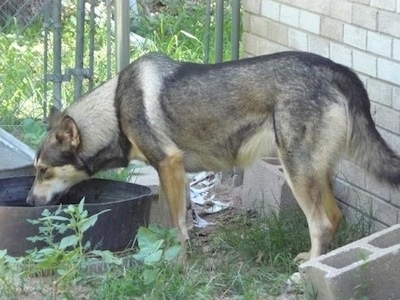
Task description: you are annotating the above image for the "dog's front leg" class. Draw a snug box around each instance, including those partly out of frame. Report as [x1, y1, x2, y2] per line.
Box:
[157, 150, 189, 249]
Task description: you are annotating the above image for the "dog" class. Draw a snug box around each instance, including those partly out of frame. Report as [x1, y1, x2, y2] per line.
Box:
[27, 51, 400, 261]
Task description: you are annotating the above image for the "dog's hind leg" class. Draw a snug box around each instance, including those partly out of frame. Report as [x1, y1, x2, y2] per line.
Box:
[279, 160, 342, 261]
[157, 149, 189, 247]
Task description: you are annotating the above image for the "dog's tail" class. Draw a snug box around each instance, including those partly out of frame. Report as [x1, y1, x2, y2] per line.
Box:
[335, 66, 400, 187]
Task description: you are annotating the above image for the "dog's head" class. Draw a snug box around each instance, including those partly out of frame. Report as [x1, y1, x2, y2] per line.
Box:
[26, 107, 90, 206]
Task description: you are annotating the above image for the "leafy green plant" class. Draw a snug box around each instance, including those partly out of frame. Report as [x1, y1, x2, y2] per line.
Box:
[24, 199, 121, 296]
[133, 224, 181, 266]
[22, 118, 46, 147]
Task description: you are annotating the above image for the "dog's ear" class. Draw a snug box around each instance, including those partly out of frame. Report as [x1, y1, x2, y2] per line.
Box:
[56, 116, 80, 151]
[48, 106, 62, 129]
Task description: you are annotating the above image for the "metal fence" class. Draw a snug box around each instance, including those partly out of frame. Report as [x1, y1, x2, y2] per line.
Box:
[0, 0, 242, 138]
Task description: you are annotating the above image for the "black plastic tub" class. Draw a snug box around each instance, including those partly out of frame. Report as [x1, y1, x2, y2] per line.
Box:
[0, 176, 154, 256]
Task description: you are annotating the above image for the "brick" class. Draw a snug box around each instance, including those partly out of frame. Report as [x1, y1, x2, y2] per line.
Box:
[377, 57, 400, 85]
[393, 38, 400, 60]
[268, 21, 289, 45]
[243, 13, 251, 33]
[378, 127, 400, 153]
[299, 9, 320, 34]
[350, 0, 371, 4]
[279, 4, 299, 27]
[300, 225, 400, 300]
[352, 4, 378, 30]
[366, 78, 393, 106]
[393, 87, 400, 110]
[243, 0, 261, 14]
[365, 174, 391, 201]
[258, 39, 290, 55]
[249, 15, 270, 39]
[371, 0, 396, 11]
[277, 0, 304, 6]
[356, 73, 368, 86]
[261, 0, 280, 21]
[340, 159, 366, 189]
[288, 28, 308, 51]
[330, 42, 352, 67]
[321, 17, 343, 41]
[391, 189, 400, 207]
[367, 31, 392, 58]
[379, 10, 400, 38]
[344, 24, 367, 49]
[334, 178, 374, 214]
[309, 35, 330, 58]
[372, 197, 399, 225]
[371, 102, 400, 133]
[352, 49, 377, 76]
[243, 33, 259, 56]
[306, 0, 330, 15]
[329, 0, 353, 23]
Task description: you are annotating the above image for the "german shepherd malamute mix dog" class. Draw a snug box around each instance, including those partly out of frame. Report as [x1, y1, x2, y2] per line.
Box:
[27, 51, 400, 261]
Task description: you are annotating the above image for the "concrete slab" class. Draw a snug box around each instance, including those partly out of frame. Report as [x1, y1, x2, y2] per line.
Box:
[0, 128, 35, 178]
[300, 224, 400, 299]
[130, 164, 159, 186]
[242, 158, 298, 216]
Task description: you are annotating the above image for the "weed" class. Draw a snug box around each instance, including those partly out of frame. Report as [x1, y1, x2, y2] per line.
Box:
[0, 198, 121, 299]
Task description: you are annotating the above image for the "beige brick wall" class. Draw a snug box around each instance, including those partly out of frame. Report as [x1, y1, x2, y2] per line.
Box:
[243, 0, 400, 227]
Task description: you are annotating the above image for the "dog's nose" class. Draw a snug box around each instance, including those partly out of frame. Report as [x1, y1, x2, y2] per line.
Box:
[26, 189, 36, 206]
[26, 195, 35, 206]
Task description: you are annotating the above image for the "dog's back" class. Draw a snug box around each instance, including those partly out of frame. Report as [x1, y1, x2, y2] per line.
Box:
[29, 51, 400, 262]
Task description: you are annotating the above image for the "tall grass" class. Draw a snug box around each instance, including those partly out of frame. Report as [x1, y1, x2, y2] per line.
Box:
[0, 0, 241, 133]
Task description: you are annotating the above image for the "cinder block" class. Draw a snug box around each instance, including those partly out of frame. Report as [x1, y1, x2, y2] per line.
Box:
[300, 224, 400, 300]
[242, 158, 298, 216]
[377, 57, 400, 85]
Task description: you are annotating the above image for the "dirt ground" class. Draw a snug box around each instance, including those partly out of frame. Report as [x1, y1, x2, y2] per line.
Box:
[190, 173, 302, 300]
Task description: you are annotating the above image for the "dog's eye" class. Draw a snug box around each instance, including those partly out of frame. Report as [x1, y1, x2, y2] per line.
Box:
[38, 167, 48, 177]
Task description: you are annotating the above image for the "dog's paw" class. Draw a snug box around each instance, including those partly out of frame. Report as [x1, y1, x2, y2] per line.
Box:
[294, 251, 310, 263]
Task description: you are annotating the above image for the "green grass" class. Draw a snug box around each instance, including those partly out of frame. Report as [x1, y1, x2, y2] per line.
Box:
[0, 199, 374, 299]
[88, 209, 372, 299]
[0, 0, 241, 134]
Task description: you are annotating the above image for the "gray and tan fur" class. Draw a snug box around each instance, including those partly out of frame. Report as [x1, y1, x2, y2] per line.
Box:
[27, 51, 400, 261]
